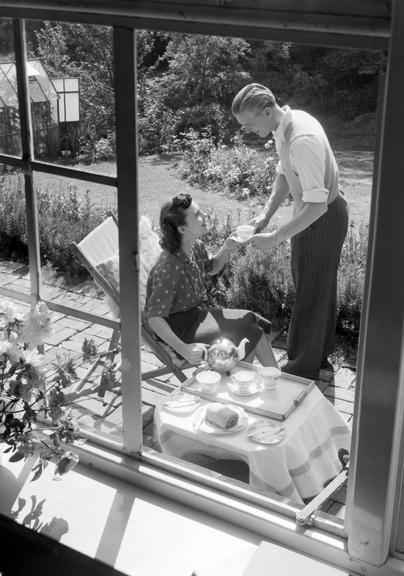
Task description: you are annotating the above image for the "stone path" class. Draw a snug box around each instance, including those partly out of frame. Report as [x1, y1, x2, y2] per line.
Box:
[0, 258, 356, 521]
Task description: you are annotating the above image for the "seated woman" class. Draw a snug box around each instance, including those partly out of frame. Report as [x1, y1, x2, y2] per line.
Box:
[144, 193, 278, 367]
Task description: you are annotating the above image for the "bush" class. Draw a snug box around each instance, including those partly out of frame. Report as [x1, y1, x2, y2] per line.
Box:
[336, 222, 367, 344]
[177, 129, 277, 200]
[0, 174, 106, 284]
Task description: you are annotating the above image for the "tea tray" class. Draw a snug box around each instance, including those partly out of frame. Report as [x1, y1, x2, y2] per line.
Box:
[181, 361, 315, 421]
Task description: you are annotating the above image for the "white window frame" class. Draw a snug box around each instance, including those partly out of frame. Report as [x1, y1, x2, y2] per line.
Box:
[0, 2, 403, 573]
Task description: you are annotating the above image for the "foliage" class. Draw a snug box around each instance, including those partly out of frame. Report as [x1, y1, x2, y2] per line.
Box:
[0, 174, 105, 283]
[0, 300, 80, 480]
[176, 129, 277, 199]
[33, 22, 115, 160]
[157, 34, 251, 110]
[26, 24, 382, 157]
[336, 222, 368, 344]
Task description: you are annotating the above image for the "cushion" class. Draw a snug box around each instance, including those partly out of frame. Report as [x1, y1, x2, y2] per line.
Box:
[96, 251, 120, 293]
[94, 216, 161, 313]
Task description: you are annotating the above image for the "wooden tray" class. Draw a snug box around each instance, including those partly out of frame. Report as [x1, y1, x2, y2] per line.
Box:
[181, 361, 315, 421]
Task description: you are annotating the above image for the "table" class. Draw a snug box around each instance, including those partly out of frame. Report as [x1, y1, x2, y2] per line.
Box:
[154, 384, 351, 504]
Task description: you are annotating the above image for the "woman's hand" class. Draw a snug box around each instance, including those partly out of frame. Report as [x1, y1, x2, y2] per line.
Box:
[223, 234, 241, 253]
[180, 343, 207, 365]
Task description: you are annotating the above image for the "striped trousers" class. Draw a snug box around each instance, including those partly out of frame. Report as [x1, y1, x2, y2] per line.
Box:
[285, 194, 349, 380]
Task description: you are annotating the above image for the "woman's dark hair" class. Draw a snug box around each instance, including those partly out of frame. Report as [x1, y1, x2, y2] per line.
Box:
[160, 193, 192, 253]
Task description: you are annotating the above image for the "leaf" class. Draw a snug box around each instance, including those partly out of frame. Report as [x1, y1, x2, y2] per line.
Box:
[3, 445, 14, 453]
[8, 450, 25, 463]
[31, 463, 43, 482]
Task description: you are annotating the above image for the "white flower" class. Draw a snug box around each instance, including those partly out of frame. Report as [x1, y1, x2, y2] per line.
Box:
[0, 301, 25, 323]
[23, 348, 46, 369]
[0, 340, 22, 364]
[19, 302, 53, 348]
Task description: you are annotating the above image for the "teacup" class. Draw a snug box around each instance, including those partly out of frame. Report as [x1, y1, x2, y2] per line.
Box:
[196, 370, 221, 392]
[235, 225, 254, 242]
[260, 366, 282, 391]
[229, 369, 258, 395]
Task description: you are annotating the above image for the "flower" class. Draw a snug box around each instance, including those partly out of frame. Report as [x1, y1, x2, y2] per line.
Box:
[18, 302, 53, 349]
[0, 298, 79, 480]
[0, 302, 25, 323]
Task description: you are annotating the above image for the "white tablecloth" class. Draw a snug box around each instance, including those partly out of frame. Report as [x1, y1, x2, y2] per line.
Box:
[154, 386, 351, 504]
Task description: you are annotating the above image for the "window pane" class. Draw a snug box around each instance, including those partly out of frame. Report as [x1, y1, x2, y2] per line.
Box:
[33, 170, 122, 444]
[137, 31, 380, 520]
[26, 21, 116, 172]
[0, 18, 21, 156]
[0, 165, 30, 297]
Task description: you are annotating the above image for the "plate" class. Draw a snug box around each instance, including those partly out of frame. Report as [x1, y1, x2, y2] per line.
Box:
[194, 405, 248, 435]
[247, 422, 286, 444]
[227, 375, 263, 397]
[163, 393, 201, 413]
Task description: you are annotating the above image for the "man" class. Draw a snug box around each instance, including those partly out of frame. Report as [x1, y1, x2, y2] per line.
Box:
[232, 83, 349, 381]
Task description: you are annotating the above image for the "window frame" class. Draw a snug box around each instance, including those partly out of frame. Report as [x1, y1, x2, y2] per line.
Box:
[0, 2, 403, 572]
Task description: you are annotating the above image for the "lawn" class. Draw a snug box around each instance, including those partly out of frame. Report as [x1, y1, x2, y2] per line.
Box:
[33, 149, 373, 231]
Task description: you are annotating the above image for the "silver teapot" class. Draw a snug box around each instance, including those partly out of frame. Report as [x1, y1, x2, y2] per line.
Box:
[204, 337, 249, 373]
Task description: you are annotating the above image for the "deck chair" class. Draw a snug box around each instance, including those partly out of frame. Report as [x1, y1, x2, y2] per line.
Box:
[71, 212, 190, 399]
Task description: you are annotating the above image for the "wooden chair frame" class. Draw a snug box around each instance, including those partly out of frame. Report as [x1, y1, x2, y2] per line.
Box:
[71, 212, 189, 399]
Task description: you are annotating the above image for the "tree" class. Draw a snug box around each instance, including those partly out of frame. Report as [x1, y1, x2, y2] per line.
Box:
[33, 22, 115, 144]
[158, 34, 251, 109]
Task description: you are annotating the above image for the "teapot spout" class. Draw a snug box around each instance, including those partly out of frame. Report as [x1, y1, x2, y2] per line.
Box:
[237, 338, 249, 360]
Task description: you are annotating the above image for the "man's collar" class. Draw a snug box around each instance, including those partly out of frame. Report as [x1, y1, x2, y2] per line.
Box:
[273, 105, 292, 146]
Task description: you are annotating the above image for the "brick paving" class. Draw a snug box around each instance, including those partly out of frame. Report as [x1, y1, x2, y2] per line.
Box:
[0, 258, 356, 521]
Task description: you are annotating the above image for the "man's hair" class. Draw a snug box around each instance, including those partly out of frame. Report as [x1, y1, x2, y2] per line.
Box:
[159, 193, 192, 253]
[232, 83, 276, 116]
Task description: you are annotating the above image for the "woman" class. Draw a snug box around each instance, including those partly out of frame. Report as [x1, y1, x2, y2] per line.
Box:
[144, 193, 278, 367]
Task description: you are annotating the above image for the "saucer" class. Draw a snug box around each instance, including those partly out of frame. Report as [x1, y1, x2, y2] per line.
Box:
[228, 373, 263, 396]
[247, 422, 286, 444]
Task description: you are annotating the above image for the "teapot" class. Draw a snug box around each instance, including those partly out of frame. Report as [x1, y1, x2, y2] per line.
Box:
[203, 337, 249, 373]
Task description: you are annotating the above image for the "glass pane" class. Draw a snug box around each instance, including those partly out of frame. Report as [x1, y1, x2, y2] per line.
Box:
[137, 31, 380, 519]
[65, 78, 79, 92]
[65, 91, 80, 122]
[26, 20, 116, 171]
[0, 18, 21, 156]
[33, 170, 121, 444]
[0, 165, 30, 295]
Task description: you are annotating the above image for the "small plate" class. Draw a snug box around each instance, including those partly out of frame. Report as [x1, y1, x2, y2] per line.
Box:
[227, 375, 263, 397]
[195, 405, 248, 435]
[163, 393, 201, 413]
[247, 422, 286, 444]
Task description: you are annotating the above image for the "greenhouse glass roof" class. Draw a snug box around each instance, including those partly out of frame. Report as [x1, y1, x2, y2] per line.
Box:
[0, 58, 59, 109]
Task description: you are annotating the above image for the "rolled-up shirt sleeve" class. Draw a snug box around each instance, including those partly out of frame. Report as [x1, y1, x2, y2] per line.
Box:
[290, 135, 329, 203]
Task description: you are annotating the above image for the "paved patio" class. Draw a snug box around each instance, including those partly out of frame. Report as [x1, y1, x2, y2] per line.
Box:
[0, 258, 356, 521]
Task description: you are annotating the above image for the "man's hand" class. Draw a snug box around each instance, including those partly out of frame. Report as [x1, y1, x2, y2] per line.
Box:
[248, 231, 279, 252]
[248, 212, 269, 233]
[180, 343, 207, 365]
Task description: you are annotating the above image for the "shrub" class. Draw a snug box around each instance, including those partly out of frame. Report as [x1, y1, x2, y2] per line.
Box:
[177, 129, 278, 200]
[336, 222, 367, 344]
[0, 174, 106, 284]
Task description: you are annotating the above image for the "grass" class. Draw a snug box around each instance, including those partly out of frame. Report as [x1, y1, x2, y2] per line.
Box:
[33, 149, 373, 230]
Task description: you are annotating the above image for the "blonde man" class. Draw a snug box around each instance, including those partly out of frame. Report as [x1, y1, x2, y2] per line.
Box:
[232, 83, 349, 381]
